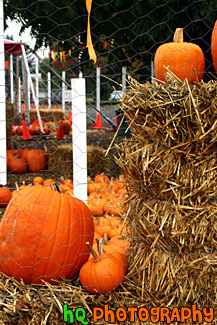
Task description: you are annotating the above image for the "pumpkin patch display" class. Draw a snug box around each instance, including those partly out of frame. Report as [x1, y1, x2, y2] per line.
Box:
[0, 185, 94, 284]
[154, 28, 205, 84]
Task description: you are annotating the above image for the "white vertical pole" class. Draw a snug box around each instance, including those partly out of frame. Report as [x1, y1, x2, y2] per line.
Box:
[0, 0, 7, 185]
[96, 67, 100, 112]
[10, 54, 14, 103]
[71, 78, 87, 204]
[35, 57, 39, 110]
[62, 71, 65, 111]
[48, 72, 51, 109]
[18, 77, 21, 113]
[28, 74, 31, 110]
[122, 66, 127, 93]
[22, 45, 44, 131]
[15, 55, 19, 118]
[21, 45, 36, 107]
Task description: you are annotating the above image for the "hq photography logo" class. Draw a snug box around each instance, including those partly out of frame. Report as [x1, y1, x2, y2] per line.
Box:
[62, 304, 214, 324]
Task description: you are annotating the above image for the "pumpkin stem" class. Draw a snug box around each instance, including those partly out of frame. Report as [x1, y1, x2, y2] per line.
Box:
[60, 176, 65, 184]
[95, 238, 100, 254]
[86, 242, 100, 262]
[173, 28, 183, 43]
[15, 182, 19, 191]
[103, 233, 109, 244]
[50, 183, 61, 193]
[98, 238, 106, 255]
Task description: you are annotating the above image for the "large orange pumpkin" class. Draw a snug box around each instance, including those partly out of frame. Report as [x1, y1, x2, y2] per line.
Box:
[0, 185, 94, 284]
[154, 28, 205, 84]
[211, 20, 217, 74]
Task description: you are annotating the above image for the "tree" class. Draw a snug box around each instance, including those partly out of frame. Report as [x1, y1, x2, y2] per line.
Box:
[4, 0, 217, 82]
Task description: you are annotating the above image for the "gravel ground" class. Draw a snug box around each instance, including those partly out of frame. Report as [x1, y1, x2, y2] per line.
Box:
[86, 104, 119, 128]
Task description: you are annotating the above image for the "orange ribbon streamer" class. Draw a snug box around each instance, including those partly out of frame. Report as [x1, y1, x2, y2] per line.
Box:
[86, 0, 97, 64]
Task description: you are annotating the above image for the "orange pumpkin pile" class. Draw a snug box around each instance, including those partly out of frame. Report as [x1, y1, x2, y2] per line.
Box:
[11, 123, 51, 136]
[11, 119, 71, 137]
[87, 174, 128, 217]
[6, 148, 47, 173]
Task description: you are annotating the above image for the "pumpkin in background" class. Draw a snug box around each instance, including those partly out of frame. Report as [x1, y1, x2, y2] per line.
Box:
[58, 120, 71, 135]
[154, 28, 205, 84]
[7, 154, 27, 174]
[11, 128, 16, 136]
[33, 176, 44, 185]
[211, 20, 217, 74]
[20, 148, 31, 162]
[43, 125, 51, 135]
[94, 174, 110, 183]
[43, 178, 55, 186]
[29, 127, 39, 135]
[31, 119, 45, 128]
[0, 186, 12, 207]
[16, 126, 23, 135]
[0, 185, 94, 284]
[26, 149, 47, 172]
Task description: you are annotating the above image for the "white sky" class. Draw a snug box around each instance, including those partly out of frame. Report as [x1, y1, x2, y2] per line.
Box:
[4, 18, 36, 48]
[4, 18, 50, 59]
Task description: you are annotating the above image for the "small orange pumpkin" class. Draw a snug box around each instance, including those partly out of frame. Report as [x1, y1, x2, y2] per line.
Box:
[94, 173, 110, 183]
[33, 176, 44, 185]
[79, 242, 125, 293]
[0, 186, 12, 207]
[43, 179, 56, 186]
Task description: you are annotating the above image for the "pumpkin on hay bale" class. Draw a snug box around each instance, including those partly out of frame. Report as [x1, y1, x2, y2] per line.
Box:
[154, 27, 205, 84]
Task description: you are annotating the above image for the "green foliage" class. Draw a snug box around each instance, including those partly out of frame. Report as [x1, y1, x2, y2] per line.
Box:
[4, 0, 217, 81]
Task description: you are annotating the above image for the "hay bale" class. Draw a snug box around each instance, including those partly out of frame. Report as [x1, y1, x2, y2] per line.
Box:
[29, 109, 65, 124]
[47, 144, 110, 178]
[44, 121, 57, 134]
[114, 70, 217, 306]
[87, 145, 110, 178]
